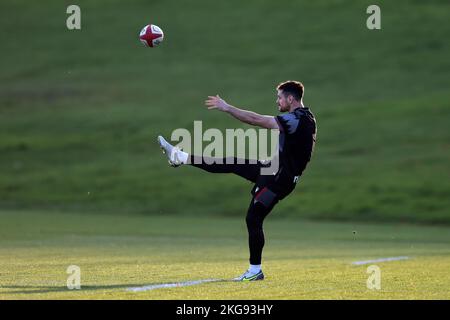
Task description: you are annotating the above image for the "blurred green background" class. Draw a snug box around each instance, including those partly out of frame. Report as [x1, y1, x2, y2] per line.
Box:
[1, 0, 449, 223]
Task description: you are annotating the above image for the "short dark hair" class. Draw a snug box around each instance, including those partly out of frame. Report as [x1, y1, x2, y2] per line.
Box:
[276, 81, 304, 101]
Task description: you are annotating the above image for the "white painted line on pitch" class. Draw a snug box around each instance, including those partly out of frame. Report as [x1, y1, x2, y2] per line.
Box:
[352, 256, 410, 265]
[126, 279, 223, 292]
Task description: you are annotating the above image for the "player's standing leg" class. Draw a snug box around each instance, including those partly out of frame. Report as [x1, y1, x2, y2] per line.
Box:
[234, 188, 279, 281]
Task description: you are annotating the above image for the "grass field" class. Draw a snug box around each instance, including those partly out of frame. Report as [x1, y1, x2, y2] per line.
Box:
[1, 0, 449, 301]
[1, 210, 449, 299]
[1, 0, 449, 223]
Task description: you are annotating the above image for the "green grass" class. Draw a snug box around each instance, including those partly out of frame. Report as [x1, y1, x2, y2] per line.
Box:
[1, 210, 449, 299]
[1, 1, 448, 301]
[0, 0, 449, 223]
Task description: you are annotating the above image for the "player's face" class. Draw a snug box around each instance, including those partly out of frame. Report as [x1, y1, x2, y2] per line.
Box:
[276, 90, 290, 112]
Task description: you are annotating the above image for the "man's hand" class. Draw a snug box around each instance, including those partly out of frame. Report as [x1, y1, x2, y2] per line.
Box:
[205, 95, 230, 112]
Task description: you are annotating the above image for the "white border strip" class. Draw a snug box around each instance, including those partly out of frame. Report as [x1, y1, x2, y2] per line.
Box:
[352, 256, 410, 265]
[127, 279, 222, 292]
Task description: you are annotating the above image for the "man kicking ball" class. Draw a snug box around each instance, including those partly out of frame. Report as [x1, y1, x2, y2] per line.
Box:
[157, 81, 316, 281]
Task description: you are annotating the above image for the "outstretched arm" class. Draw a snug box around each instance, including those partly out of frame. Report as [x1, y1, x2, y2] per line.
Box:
[205, 95, 279, 130]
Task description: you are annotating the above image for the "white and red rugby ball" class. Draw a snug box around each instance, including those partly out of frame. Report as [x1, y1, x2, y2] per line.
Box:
[139, 24, 164, 47]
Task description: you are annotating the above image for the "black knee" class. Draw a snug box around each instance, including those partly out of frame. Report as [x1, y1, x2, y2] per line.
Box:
[246, 213, 259, 231]
[246, 204, 264, 232]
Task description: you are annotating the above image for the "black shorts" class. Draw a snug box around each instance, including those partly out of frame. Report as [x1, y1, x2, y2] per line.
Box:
[251, 174, 296, 207]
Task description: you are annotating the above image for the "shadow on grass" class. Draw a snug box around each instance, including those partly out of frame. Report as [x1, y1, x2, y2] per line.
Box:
[1, 279, 235, 295]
